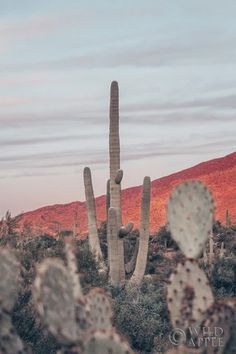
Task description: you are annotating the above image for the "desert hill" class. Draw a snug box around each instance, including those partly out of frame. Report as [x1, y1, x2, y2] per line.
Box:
[16, 152, 236, 237]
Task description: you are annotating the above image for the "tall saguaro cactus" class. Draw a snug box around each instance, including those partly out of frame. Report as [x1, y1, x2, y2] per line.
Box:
[109, 81, 125, 282]
[83, 167, 103, 261]
[131, 176, 151, 284]
[83, 81, 151, 286]
[109, 81, 121, 223]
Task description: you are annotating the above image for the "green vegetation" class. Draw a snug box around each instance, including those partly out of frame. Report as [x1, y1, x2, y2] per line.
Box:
[0, 217, 235, 353]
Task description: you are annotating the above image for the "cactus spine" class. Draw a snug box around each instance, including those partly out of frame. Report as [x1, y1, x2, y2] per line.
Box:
[131, 176, 151, 284]
[83, 167, 103, 261]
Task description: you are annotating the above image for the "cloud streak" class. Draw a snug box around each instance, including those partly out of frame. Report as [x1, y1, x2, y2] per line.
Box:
[1, 134, 235, 177]
[1, 30, 236, 74]
[0, 133, 103, 147]
[1, 104, 235, 130]
[0, 14, 84, 40]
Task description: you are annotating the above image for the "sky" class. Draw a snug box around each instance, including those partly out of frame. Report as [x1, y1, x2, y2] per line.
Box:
[0, 0, 236, 216]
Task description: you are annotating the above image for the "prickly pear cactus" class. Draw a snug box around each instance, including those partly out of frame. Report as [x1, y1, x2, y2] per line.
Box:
[201, 302, 235, 354]
[64, 238, 83, 301]
[0, 249, 20, 311]
[167, 181, 214, 258]
[167, 259, 214, 331]
[84, 330, 134, 354]
[33, 258, 78, 345]
[75, 299, 91, 331]
[0, 310, 24, 354]
[0, 249, 24, 354]
[85, 288, 113, 331]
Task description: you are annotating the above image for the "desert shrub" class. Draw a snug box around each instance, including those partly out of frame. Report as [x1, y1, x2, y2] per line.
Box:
[111, 280, 171, 353]
[211, 257, 236, 298]
[3, 220, 235, 353]
[75, 239, 107, 292]
[214, 227, 236, 257]
[155, 226, 178, 250]
[98, 221, 108, 259]
[213, 220, 226, 234]
[0, 233, 18, 247]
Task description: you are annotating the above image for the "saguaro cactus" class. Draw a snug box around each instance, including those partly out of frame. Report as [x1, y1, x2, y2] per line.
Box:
[83, 81, 150, 285]
[83, 167, 103, 261]
[109, 81, 125, 282]
[131, 176, 151, 284]
[226, 209, 231, 228]
[109, 81, 121, 224]
[107, 207, 120, 285]
[106, 179, 110, 218]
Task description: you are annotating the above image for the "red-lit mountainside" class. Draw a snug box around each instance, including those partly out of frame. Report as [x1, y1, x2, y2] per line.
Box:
[16, 152, 236, 237]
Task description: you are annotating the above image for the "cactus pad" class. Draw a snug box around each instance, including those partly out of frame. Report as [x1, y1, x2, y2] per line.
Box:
[84, 330, 134, 354]
[64, 239, 83, 301]
[0, 249, 20, 312]
[167, 259, 214, 330]
[75, 298, 92, 331]
[0, 310, 24, 354]
[33, 259, 78, 345]
[200, 302, 235, 354]
[85, 288, 113, 330]
[167, 181, 214, 258]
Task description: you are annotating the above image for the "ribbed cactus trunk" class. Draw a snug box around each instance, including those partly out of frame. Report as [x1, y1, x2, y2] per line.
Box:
[109, 81, 121, 222]
[130, 176, 151, 284]
[107, 207, 120, 285]
[106, 179, 110, 218]
[109, 81, 125, 282]
[83, 167, 103, 261]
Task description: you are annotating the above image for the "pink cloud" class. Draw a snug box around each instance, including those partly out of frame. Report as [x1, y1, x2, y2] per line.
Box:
[0, 96, 31, 107]
[0, 14, 86, 40]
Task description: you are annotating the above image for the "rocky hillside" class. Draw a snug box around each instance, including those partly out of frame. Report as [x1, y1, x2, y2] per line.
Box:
[16, 151, 236, 237]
